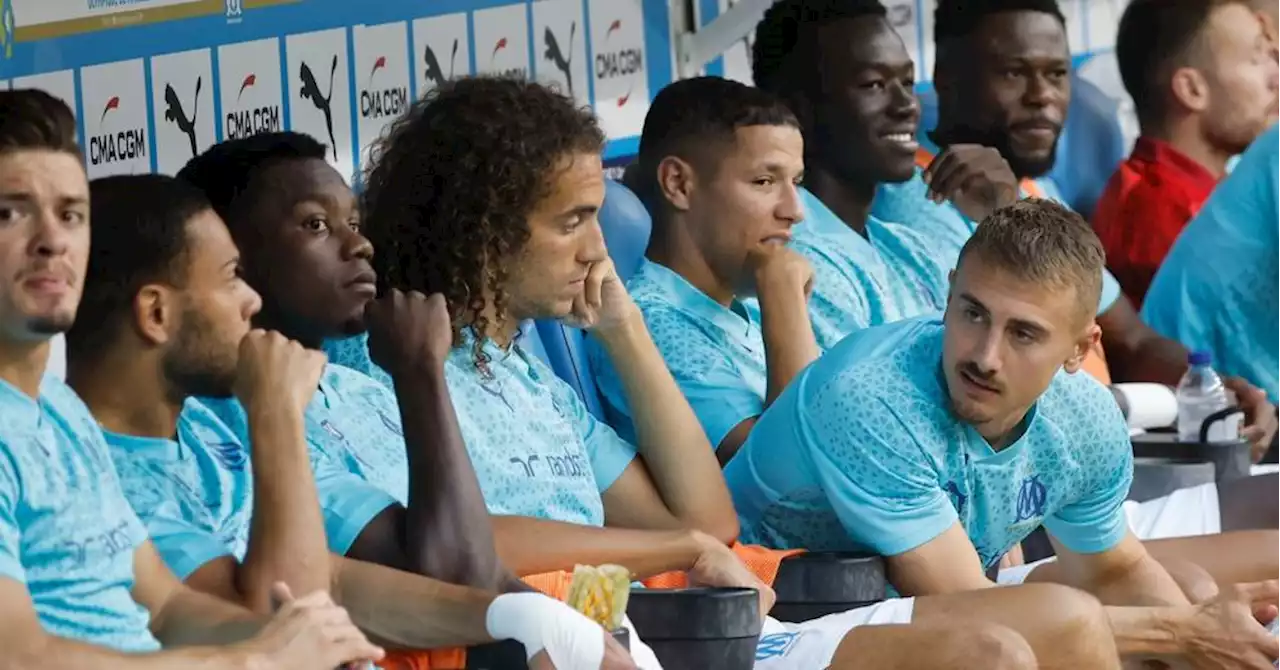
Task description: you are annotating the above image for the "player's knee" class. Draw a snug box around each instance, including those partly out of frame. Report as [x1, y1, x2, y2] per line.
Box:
[1026, 583, 1109, 632]
[1018, 583, 1118, 663]
[959, 622, 1038, 670]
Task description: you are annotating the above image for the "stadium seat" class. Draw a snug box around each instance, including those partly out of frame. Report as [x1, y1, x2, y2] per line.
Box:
[1050, 71, 1132, 218]
[534, 180, 654, 420]
[597, 178, 654, 283]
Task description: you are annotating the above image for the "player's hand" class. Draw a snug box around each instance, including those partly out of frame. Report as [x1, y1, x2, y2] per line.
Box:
[923, 144, 1019, 222]
[1164, 581, 1279, 670]
[1223, 377, 1278, 463]
[243, 583, 384, 670]
[564, 259, 639, 335]
[234, 330, 328, 416]
[687, 532, 775, 623]
[366, 289, 453, 375]
[747, 244, 814, 301]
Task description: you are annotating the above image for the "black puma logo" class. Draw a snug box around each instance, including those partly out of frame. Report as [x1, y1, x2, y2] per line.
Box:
[299, 55, 339, 161]
[163, 76, 201, 157]
[543, 22, 576, 96]
[423, 38, 460, 88]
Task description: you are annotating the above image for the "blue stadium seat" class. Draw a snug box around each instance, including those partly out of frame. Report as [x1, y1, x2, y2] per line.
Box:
[915, 70, 1130, 218]
[597, 178, 654, 283]
[1051, 71, 1131, 218]
[534, 180, 654, 419]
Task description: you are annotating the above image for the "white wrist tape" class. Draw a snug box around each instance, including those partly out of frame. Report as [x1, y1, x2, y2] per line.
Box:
[485, 593, 606, 669]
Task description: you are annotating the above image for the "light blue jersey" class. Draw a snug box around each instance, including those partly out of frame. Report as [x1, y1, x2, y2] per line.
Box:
[873, 169, 1121, 316]
[1143, 125, 1280, 401]
[324, 336, 394, 389]
[445, 333, 637, 526]
[791, 188, 947, 349]
[866, 216, 949, 318]
[0, 376, 158, 652]
[874, 172, 976, 264]
[201, 365, 401, 555]
[324, 330, 637, 527]
[589, 259, 768, 449]
[724, 317, 1134, 570]
[105, 400, 252, 580]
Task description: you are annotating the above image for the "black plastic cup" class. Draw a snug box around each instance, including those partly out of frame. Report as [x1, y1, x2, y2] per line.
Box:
[1132, 407, 1252, 483]
[1129, 456, 1217, 503]
[626, 587, 761, 670]
[769, 552, 887, 623]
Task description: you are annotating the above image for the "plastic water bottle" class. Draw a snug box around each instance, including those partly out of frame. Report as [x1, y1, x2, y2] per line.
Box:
[1270, 617, 1279, 668]
[1176, 351, 1238, 442]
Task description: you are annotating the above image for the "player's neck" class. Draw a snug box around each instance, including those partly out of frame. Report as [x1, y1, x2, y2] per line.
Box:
[68, 351, 182, 440]
[468, 296, 522, 350]
[1144, 119, 1231, 179]
[975, 408, 1033, 451]
[805, 167, 873, 239]
[0, 336, 50, 399]
[251, 309, 323, 350]
[647, 221, 736, 307]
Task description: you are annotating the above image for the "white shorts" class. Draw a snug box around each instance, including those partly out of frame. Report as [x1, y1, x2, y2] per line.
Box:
[1124, 482, 1221, 540]
[753, 598, 916, 669]
[997, 482, 1224, 585]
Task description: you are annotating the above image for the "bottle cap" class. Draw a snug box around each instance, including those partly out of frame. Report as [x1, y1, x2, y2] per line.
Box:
[1188, 351, 1213, 366]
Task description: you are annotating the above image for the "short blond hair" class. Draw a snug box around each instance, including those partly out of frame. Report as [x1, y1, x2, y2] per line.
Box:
[957, 198, 1104, 322]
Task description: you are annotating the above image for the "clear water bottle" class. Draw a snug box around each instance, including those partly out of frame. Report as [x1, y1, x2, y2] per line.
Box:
[1176, 351, 1239, 442]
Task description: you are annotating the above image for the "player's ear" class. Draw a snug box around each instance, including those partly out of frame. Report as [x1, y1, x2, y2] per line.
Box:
[1063, 322, 1101, 374]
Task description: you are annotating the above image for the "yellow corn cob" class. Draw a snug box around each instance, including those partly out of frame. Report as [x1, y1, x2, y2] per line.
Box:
[567, 564, 633, 630]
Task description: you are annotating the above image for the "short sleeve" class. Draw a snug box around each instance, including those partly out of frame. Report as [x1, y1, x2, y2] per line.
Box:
[0, 453, 25, 584]
[1097, 269, 1122, 316]
[595, 309, 763, 450]
[1043, 382, 1134, 554]
[555, 377, 636, 493]
[803, 391, 958, 556]
[311, 448, 397, 555]
[669, 368, 763, 452]
[139, 498, 234, 581]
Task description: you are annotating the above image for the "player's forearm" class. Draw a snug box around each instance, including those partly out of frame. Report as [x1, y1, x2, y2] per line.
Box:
[594, 311, 739, 542]
[241, 406, 331, 613]
[1, 634, 257, 670]
[331, 556, 496, 649]
[1029, 555, 1219, 604]
[1103, 605, 1189, 658]
[1086, 554, 1192, 609]
[1098, 316, 1187, 385]
[491, 515, 704, 579]
[149, 585, 264, 648]
[391, 365, 504, 588]
[1140, 531, 1280, 590]
[757, 286, 820, 405]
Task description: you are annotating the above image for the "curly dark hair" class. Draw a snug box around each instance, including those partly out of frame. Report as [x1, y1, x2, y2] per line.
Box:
[362, 76, 604, 368]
